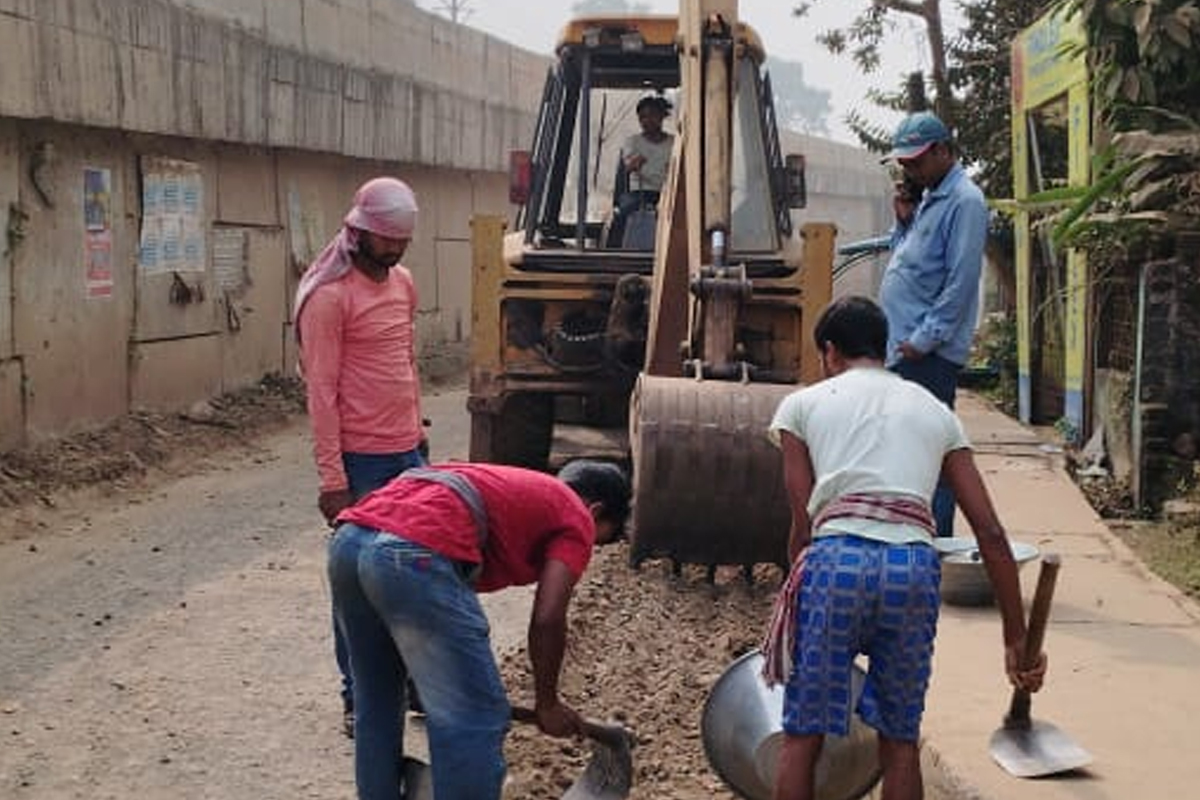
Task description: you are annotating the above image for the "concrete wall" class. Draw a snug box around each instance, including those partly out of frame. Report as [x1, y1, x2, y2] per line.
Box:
[0, 0, 539, 448]
[783, 131, 893, 296]
[0, 117, 512, 445]
[0, 118, 19, 450]
[0, 0, 895, 449]
[0, 0, 545, 171]
[11, 124, 138, 439]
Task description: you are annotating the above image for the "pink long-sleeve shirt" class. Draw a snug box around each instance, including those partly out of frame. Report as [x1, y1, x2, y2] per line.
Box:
[298, 265, 423, 492]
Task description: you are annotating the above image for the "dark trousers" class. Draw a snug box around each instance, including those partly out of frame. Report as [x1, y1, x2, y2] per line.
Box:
[891, 354, 960, 537]
[607, 190, 660, 247]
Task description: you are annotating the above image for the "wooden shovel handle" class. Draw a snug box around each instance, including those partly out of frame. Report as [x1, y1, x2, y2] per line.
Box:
[511, 705, 630, 747]
[1006, 554, 1060, 726]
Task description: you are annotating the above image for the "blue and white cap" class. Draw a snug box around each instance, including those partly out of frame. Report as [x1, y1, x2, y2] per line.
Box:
[883, 111, 950, 161]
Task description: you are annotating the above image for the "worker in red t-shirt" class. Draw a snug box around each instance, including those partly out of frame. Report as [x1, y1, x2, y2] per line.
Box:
[328, 460, 631, 800]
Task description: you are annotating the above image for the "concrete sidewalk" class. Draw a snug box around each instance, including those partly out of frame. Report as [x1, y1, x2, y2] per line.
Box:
[922, 393, 1200, 800]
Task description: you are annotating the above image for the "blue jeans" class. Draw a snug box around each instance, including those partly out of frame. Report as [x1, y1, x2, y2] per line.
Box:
[328, 524, 510, 800]
[891, 354, 960, 537]
[335, 449, 427, 710]
[344, 450, 428, 499]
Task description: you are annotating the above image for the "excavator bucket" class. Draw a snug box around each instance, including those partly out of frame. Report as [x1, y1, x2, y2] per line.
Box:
[628, 374, 795, 570]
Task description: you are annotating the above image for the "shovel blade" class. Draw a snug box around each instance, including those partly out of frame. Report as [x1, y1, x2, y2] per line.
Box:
[400, 756, 434, 800]
[989, 719, 1093, 778]
[401, 739, 633, 800]
[562, 724, 634, 800]
[510, 708, 634, 800]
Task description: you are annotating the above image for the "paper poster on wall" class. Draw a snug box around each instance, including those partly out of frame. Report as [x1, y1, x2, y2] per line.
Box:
[138, 157, 206, 274]
[83, 167, 114, 299]
[84, 167, 112, 232]
[85, 230, 114, 299]
[212, 227, 249, 294]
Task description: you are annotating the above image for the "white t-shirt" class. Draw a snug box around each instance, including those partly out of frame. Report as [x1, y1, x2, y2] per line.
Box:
[768, 367, 970, 544]
[621, 132, 673, 193]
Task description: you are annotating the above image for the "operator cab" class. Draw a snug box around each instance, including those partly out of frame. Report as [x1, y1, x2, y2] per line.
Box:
[509, 16, 802, 270]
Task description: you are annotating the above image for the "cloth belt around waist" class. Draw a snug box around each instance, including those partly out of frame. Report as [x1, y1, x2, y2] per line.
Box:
[398, 467, 488, 582]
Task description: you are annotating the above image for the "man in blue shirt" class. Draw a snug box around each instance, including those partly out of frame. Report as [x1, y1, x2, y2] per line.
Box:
[879, 111, 989, 537]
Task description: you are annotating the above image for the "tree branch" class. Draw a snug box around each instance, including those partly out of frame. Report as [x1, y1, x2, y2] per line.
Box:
[878, 0, 925, 17]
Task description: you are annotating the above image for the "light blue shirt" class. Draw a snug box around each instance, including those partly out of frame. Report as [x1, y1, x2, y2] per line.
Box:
[879, 163, 987, 367]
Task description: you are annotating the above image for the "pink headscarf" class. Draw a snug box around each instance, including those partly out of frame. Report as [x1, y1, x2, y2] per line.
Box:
[293, 177, 419, 344]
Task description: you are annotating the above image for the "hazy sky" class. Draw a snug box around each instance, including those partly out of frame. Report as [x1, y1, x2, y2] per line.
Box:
[423, 0, 966, 144]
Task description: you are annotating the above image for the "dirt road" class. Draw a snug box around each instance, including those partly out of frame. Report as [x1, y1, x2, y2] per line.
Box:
[0, 386, 530, 799]
[0, 385, 774, 799]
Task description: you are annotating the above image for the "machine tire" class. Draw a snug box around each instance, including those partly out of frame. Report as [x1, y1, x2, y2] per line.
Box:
[583, 390, 632, 427]
[478, 392, 554, 471]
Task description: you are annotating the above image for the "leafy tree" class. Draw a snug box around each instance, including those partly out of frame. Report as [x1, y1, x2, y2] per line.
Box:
[1052, 0, 1200, 250]
[785, 0, 1064, 189]
[948, 0, 1058, 196]
[793, 0, 952, 130]
[1074, 0, 1200, 133]
[765, 57, 833, 135]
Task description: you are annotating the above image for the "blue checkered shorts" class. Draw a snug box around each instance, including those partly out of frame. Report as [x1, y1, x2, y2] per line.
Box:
[783, 535, 941, 742]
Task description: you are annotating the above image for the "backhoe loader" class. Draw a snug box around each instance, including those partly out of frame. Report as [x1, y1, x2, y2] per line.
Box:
[468, 0, 836, 570]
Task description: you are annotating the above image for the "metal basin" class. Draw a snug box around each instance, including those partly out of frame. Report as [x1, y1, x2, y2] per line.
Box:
[935, 537, 1040, 606]
[701, 650, 882, 800]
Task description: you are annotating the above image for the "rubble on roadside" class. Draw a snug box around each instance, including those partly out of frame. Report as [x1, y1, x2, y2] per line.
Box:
[0, 374, 307, 509]
[500, 548, 782, 799]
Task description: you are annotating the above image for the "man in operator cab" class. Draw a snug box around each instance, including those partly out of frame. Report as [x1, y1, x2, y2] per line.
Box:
[609, 95, 674, 248]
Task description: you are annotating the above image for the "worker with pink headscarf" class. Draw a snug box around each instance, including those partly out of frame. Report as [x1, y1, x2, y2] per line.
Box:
[295, 176, 427, 735]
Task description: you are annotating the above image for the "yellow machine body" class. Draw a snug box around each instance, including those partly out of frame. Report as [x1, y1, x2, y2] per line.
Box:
[469, 0, 835, 568]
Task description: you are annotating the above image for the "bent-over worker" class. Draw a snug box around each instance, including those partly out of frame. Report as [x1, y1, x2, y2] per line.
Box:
[328, 459, 631, 800]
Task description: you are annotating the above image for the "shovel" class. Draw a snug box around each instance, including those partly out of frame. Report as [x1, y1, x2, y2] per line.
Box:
[512, 705, 634, 799]
[399, 707, 633, 800]
[989, 554, 1093, 778]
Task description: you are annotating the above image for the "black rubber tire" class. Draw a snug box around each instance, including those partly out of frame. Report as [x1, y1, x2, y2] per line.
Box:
[487, 393, 553, 471]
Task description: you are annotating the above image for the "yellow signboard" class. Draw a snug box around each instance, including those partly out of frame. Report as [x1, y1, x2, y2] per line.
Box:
[1012, 5, 1087, 114]
[1063, 83, 1091, 400]
[1011, 5, 1089, 433]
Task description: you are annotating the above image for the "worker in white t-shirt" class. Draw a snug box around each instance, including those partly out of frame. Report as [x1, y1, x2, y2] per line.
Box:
[609, 95, 674, 247]
[761, 295, 1046, 800]
[621, 95, 673, 194]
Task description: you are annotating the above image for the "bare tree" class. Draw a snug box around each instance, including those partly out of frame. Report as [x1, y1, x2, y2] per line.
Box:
[796, 0, 951, 126]
[430, 0, 474, 24]
[571, 0, 652, 13]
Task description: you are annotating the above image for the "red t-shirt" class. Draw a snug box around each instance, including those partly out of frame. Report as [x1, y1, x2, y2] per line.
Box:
[336, 463, 596, 593]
